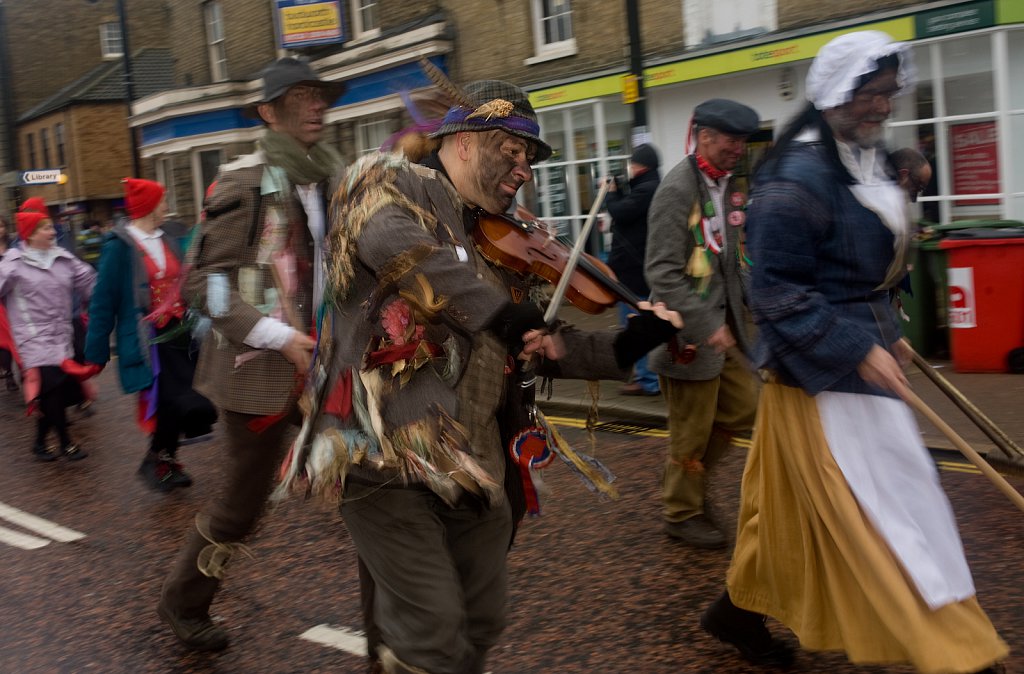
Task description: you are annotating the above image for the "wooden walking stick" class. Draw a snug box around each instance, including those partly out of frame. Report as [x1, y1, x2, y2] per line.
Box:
[910, 349, 1024, 461]
[903, 389, 1024, 513]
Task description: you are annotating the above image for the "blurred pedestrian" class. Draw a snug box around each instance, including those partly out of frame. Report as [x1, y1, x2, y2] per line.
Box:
[700, 31, 1007, 674]
[605, 143, 662, 396]
[645, 98, 761, 549]
[890, 146, 932, 204]
[0, 204, 96, 460]
[155, 57, 345, 652]
[84, 178, 217, 492]
[75, 220, 105, 267]
[0, 215, 20, 392]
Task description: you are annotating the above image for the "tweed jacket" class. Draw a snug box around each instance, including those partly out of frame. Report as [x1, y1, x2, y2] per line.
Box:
[644, 155, 753, 381]
[747, 142, 904, 397]
[185, 149, 330, 416]
[328, 152, 624, 495]
[84, 224, 184, 393]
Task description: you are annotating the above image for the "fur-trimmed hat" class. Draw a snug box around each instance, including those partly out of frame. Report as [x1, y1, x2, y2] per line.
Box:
[429, 80, 552, 162]
[123, 178, 166, 220]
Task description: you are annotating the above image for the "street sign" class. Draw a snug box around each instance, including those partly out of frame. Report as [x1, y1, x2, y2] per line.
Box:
[20, 170, 67, 185]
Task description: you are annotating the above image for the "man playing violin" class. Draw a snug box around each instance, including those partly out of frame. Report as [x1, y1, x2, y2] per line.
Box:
[314, 79, 681, 674]
[645, 98, 761, 550]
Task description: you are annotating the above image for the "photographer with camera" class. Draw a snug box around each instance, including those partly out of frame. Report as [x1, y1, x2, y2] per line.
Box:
[604, 143, 662, 396]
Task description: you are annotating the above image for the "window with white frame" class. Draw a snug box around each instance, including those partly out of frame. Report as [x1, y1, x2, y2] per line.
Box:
[205, 1, 228, 82]
[356, 117, 397, 155]
[527, 0, 576, 64]
[99, 22, 123, 58]
[155, 157, 178, 215]
[683, 0, 776, 49]
[351, 0, 379, 38]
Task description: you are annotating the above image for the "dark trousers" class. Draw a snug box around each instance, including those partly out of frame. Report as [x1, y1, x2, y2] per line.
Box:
[148, 330, 216, 458]
[159, 408, 295, 618]
[35, 365, 84, 448]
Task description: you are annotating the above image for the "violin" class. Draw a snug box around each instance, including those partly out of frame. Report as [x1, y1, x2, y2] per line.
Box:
[473, 213, 641, 315]
[473, 212, 698, 364]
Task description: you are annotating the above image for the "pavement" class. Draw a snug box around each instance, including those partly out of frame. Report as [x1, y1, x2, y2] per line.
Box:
[539, 304, 1024, 466]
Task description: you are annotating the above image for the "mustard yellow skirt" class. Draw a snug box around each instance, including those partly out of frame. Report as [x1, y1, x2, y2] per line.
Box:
[726, 382, 1008, 674]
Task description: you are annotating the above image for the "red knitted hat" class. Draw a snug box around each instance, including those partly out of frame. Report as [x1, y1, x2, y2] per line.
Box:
[19, 197, 48, 214]
[16, 211, 48, 241]
[123, 178, 166, 220]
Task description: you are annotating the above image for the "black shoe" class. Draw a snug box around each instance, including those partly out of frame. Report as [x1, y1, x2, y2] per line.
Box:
[62, 443, 88, 461]
[32, 442, 58, 462]
[77, 400, 95, 417]
[663, 514, 728, 549]
[156, 604, 229, 652]
[166, 457, 193, 488]
[138, 455, 176, 492]
[701, 592, 795, 668]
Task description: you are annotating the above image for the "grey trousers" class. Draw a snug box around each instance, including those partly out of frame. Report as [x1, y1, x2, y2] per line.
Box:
[342, 480, 513, 674]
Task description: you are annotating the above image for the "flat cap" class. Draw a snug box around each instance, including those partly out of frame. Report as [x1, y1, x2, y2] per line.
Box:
[693, 98, 760, 136]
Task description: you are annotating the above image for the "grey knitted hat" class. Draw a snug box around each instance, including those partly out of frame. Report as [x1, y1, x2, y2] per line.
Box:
[429, 80, 553, 162]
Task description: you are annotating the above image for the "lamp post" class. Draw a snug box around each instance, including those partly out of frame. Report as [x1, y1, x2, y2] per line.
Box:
[625, 0, 647, 140]
[116, 0, 141, 177]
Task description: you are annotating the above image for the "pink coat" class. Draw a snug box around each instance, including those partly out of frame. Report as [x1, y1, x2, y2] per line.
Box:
[0, 246, 96, 369]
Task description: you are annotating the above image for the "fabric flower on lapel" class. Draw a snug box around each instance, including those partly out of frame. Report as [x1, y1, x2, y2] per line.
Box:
[685, 200, 714, 297]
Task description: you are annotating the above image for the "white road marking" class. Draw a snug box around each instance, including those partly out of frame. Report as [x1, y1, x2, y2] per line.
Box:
[0, 524, 51, 550]
[299, 623, 493, 673]
[0, 501, 86, 543]
[300, 624, 368, 657]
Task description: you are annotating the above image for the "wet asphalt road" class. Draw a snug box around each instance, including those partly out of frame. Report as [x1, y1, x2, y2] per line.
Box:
[0, 368, 1021, 674]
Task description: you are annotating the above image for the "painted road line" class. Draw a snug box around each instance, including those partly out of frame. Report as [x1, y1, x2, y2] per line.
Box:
[0, 502, 86, 543]
[0, 524, 51, 550]
[300, 624, 367, 658]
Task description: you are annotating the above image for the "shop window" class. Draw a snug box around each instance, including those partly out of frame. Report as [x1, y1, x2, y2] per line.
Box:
[99, 22, 123, 59]
[26, 133, 36, 169]
[205, 1, 228, 82]
[356, 117, 396, 155]
[156, 157, 178, 215]
[55, 123, 66, 167]
[352, 0, 380, 38]
[683, 0, 776, 50]
[526, 0, 576, 65]
[941, 34, 993, 116]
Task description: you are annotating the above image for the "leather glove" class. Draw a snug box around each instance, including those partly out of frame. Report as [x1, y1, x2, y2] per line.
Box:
[489, 301, 547, 353]
[613, 309, 679, 369]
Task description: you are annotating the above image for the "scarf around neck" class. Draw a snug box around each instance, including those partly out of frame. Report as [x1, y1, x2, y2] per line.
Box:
[259, 129, 343, 186]
[21, 245, 63, 270]
[695, 153, 730, 181]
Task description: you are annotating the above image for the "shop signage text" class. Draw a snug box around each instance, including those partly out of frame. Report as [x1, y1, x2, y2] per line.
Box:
[916, 0, 994, 38]
[20, 170, 66, 185]
[274, 0, 345, 49]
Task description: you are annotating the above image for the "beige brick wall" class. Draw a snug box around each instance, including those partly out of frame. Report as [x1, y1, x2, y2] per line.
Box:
[5, 0, 171, 119]
[778, 0, 923, 31]
[170, 0, 277, 87]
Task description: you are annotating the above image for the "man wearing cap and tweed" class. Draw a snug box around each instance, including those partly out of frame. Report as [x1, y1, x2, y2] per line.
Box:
[645, 98, 761, 550]
[311, 78, 680, 674]
[155, 57, 345, 651]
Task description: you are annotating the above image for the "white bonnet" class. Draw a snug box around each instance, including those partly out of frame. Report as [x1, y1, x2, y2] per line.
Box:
[806, 30, 916, 110]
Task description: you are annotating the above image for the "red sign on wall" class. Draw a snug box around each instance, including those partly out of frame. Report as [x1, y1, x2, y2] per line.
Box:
[950, 121, 999, 206]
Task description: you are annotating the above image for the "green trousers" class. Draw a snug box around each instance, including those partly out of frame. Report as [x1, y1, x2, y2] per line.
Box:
[660, 348, 758, 523]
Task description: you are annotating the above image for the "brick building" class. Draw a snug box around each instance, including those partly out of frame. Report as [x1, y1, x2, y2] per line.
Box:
[0, 0, 172, 230]
[127, 0, 1024, 233]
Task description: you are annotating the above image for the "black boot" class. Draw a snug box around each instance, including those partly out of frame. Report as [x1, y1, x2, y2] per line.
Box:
[32, 419, 57, 462]
[700, 590, 795, 668]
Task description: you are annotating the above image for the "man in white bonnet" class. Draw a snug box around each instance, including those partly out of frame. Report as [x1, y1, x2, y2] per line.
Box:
[698, 30, 1008, 674]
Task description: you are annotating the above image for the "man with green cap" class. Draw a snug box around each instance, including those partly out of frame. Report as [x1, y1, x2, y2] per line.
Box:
[307, 79, 682, 674]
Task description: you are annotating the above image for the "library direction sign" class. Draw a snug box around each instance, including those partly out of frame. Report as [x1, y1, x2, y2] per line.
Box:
[19, 170, 67, 185]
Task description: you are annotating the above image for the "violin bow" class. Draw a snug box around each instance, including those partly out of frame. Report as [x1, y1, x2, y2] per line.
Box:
[543, 178, 612, 324]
